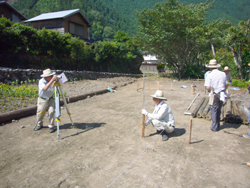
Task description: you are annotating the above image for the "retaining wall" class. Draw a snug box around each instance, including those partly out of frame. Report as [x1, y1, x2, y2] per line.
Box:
[0, 68, 142, 84]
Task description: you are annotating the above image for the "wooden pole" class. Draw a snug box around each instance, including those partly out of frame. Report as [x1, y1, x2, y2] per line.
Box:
[197, 97, 209, 118]
[191, 97, 205, 118]
[142, 73, 145, 138]
[142, 115, 145, 138]
[189, 118, 192, 144]
[188, 93, 200, 110]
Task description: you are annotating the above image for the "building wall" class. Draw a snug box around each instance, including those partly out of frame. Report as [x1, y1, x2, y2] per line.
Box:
[30, 18, 65, 34]
[12, 12, 21, 23]
[65, 13, 89, 39]
[0, 3, 12, 21]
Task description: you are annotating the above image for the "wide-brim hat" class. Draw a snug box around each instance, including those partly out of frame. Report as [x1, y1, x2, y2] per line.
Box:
[41, 68, 55, 77]
[205, 59, 221, 68]
[151, 90, 167, 100]
[223, 66, 230, 71]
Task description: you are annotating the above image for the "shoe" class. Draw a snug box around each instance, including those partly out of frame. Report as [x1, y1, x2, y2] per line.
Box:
[157, 130, 162, 134]
[243, 134, 250, 138]
[161, 131, 169, 141]
[49, 127, 56, 133]
[37, 125, 43, 130]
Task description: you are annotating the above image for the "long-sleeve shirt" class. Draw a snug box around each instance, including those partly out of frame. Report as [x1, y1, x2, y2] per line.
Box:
[147, 100, 175, 126]
[38, 78, 54, 99]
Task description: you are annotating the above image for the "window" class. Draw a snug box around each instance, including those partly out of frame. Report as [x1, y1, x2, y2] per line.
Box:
[69, 22, 84, 37]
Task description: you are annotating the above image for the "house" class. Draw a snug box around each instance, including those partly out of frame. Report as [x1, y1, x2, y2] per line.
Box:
[0, 1, 27, 23]
[25, 9, 92, 42]
[141, 54, 164, 72]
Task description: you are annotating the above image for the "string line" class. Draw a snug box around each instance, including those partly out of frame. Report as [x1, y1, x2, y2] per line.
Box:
[107, 130, 165, 188]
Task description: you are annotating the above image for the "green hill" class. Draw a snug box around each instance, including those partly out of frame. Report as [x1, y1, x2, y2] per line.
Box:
[11, 0, 137, 41]
[100, 0, 250, 25]
[9, 0, 250, 40]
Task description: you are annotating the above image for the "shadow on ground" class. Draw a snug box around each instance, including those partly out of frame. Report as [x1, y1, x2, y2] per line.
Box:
[146, 128, 186, 138]
[59, 122, 106, 139]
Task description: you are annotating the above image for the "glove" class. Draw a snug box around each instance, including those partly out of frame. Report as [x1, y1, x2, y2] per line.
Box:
[145, 120, 151, 126]
[142, 109, 148, 116]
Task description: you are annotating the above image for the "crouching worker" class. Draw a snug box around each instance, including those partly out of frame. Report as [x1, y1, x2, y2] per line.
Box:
[36, 68, 57, 133]
[142, 90, 175, 141]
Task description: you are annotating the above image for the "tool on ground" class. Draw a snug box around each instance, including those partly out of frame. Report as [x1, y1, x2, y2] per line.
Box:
[33, 75, 74, 139]
[142, 73, 145, 138]
[241, 162, 250, 167]
[184, 112, 192, 115]
[189, 118, 192, 144]
[104, 84, 113, 92]
[187, 93, 200, 110]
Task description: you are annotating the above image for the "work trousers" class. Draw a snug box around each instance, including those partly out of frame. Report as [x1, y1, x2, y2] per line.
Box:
[36, 97, 55, 128]
[209, 95, 223, 131]
[151, 119, 175, 133]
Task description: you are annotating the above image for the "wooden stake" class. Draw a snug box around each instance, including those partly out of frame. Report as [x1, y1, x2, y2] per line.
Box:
[142, 114, 145, 138]
[191, 86, 193, 95]
[189, 118, 192, 144]
[142, 73, 145, 138]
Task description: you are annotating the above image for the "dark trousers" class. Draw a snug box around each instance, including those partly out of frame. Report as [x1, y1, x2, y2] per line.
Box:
[209, 95, 223, 131]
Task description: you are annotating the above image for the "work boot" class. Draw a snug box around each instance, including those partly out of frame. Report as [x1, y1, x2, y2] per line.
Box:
[161, 131, 169, 141]
[49, 127, 56, 133]
[37, 125, 43, 130]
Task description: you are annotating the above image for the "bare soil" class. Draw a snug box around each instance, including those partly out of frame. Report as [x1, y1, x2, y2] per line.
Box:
[0, 76, 250, 188]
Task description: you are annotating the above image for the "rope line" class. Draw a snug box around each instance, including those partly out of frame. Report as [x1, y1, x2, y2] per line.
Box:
[106, 130, 165, 188]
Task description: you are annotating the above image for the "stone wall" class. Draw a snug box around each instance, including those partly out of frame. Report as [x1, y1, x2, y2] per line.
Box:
[0, 68, 142, 84]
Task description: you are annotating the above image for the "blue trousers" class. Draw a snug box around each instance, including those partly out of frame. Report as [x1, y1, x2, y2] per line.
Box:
[209, 96, 223, 131]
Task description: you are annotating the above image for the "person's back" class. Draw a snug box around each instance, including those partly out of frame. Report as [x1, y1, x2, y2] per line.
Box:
[205, 69, 226, 94]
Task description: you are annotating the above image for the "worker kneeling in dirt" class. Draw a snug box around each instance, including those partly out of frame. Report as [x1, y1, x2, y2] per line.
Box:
[142, 90, 175, 141]
[36, 68, 57, 133]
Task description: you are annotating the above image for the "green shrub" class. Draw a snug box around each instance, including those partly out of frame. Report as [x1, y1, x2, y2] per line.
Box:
[231, 79, 249, 88]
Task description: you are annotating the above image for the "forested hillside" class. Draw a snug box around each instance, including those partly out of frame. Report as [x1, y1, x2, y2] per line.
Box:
[8, 0, 250, 41]
[10, 0, 136, 41]
[101, 0, 250, 25]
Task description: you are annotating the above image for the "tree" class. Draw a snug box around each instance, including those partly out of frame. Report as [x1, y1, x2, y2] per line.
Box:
[203, 18, 232, 58]
[225, 20, 250, 79]
[136, 0, 214, 79]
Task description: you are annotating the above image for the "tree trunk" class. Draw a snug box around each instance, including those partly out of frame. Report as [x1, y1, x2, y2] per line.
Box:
[211, 40, 216, 58]
[230, 46, 243, 79]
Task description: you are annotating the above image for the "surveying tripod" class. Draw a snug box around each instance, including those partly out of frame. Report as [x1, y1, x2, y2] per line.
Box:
[33, 76, 74, 139]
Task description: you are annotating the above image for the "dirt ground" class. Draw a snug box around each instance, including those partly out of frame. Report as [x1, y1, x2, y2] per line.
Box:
[0, 76, 250, 188]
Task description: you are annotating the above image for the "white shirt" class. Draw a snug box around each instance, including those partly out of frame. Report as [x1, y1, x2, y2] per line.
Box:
[38, 78, 54, 99]
[147, 100, 175, 126]
[205, 69, 226, 94]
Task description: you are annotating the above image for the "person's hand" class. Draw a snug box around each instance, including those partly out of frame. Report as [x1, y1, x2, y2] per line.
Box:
[142, 109, 148, 116]
[51, 75, 57, 82]
[145, 120, 151, 126]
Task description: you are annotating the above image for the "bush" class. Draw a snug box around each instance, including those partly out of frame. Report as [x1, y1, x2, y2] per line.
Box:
[0, 18, 143, 73]
[157, 63, 165, 72]
[231, 79, 249, 88]
[182, 65, 203, 79]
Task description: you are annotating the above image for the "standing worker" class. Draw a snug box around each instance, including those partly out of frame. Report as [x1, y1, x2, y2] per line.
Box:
[36, 68, 57, 133]
[141, 90, 175, 141]
[205, 59, 227, 132]
[223, 66, 232, 97]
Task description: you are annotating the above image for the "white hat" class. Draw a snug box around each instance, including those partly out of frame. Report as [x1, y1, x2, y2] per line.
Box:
[205, 59, 221, 68]
[41, 68, 55, 77]
[223, 66, 230, 71]
[151, 90, 167, 100]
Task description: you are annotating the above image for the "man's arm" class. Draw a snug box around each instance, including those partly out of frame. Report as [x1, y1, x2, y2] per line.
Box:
[43, 76, 57, 91]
